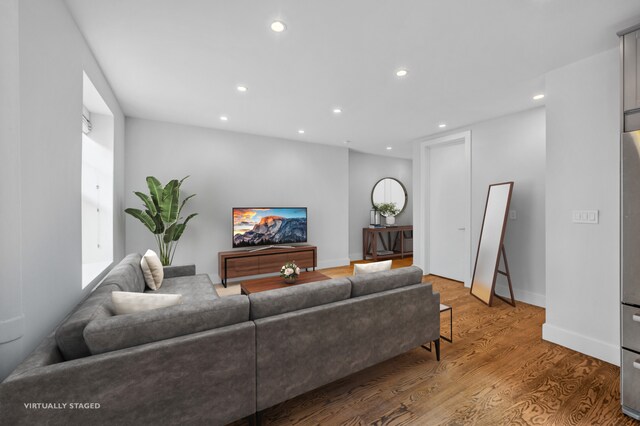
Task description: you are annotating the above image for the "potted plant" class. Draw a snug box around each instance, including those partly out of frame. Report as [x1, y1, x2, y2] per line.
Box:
[280, 261, 301, 284]
[375, 202, 400, 225]
[125, 176, 197, 265]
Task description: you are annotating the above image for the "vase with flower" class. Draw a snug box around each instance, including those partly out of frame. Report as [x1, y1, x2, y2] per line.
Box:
[280, 261, 301, 284]
[375, 202, 400, 226]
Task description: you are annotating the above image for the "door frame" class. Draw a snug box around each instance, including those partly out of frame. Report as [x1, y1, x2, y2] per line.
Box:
[418, 131, 472, 287]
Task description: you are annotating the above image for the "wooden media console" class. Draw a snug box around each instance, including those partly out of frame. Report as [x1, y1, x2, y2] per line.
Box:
[218, 245, 317, 287]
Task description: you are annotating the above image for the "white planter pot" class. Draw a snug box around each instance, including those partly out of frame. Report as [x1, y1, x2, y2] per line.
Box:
[385, 215, 396, 225]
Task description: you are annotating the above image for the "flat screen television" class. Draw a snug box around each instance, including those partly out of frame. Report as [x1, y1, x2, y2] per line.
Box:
[233, 207, 307, 248]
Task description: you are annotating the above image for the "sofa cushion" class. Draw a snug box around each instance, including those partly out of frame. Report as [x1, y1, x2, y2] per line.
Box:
[54, 284, 120, 360]
[249, 278, 351, 320]
[353, 260, 392, 275]
[147, 274, 219, 302]
[112, 291, 183, 315]
[84, 295, 250, 354]
[140, 249, 164, 290]
[99, 253, 146, 293]
[348, 266, 424, 297]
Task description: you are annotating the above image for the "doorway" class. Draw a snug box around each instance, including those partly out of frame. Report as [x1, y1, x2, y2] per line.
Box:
[419, 131, 471, 286]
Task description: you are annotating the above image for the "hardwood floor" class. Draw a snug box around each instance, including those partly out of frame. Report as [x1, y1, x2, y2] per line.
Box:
[235, 258, 634, 425]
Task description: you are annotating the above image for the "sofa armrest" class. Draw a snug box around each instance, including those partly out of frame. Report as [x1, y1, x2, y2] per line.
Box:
[0, 323, 256, 425]
[163, 264, 196, 278]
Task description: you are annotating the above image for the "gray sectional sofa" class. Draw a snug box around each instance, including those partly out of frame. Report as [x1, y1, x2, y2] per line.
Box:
[0, 254, 440, 425]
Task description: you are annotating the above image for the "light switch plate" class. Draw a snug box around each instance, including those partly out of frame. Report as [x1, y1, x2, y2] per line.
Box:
[509, 210, 517, 220]
[572, 210, 599, 224]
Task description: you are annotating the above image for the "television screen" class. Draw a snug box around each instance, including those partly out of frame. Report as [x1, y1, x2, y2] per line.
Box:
[233, 207, 307, 248]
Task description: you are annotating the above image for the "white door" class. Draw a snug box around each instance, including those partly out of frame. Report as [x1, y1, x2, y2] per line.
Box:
[429, 141, 467, 282]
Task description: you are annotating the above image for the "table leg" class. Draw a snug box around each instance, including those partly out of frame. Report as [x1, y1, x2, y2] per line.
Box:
[441, 308, 453, 343]
[372, 233, 377, 260]
[363, 229, 367, 260]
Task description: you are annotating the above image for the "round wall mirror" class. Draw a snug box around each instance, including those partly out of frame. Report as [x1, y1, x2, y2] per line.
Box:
[371, 177, 408, 216]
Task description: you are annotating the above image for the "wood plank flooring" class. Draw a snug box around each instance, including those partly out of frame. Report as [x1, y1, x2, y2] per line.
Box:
[232, 258, 635, 425]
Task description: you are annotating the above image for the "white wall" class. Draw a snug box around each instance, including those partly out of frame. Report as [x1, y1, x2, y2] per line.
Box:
[0, 0, 125, 380]
[470, 108, 547, 306]
[414, 107, 546, 306]
[0, 0, 24, 381]
[543, 48, 620, 365]
[348, 151, 413, 260]
[125, 118, 351, 279]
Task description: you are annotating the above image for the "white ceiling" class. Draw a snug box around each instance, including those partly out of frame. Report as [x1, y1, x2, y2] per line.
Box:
[65, 0, 640, 158]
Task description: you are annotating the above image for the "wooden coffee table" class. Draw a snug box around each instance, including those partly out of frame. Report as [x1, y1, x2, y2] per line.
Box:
[240, 271, 331, 295]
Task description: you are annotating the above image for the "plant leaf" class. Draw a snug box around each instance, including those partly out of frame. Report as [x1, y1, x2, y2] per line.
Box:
[178, 193, 196, 215]
[125, 208, 156, 233]
[173, 213, 197, 241]
[134, 191, 157, 216]
[147, 210, 164, 234]
[160, 180, 180, 223]
[164, 223, 177, 243]
[172, 224, 185, 242]
[146, 176, 163, 206]
[178, 175, 190, 187]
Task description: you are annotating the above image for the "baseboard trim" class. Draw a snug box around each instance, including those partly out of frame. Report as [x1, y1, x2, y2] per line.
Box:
[349, 252, 362, 262]
[317, 258, 351, 270]
[495, 284, 545, 308]
[542, 323, 620, 366]
[0, 315, 24, 344]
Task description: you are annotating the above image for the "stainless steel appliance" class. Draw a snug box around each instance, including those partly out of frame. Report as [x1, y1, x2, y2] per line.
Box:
[620, 24, 640, 421]
[622, 131, 640, 419]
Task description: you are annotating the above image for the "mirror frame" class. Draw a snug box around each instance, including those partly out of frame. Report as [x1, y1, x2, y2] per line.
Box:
[469, 181, 514, 306]
[371, 177, 408, 215]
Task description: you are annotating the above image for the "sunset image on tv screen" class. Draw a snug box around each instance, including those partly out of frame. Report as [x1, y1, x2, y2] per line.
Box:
[233, 208, 307, 248]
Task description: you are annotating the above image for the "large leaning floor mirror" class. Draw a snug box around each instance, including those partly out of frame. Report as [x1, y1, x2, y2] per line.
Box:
[470, 181, 515, 307]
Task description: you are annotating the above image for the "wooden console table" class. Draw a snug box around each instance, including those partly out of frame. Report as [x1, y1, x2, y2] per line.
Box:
[362, 226, 413, 261]
[218, 245, 317, 287]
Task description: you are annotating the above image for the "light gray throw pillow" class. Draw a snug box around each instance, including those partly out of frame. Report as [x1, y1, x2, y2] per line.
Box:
[111, 291, 182, 315]
[140, 249, 164, 290]
[353, 260, 392, 275]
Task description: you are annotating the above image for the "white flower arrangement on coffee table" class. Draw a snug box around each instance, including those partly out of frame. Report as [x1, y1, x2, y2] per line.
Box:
[280, 261, 301, 284]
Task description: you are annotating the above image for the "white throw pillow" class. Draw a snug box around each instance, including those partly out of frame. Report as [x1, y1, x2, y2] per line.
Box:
[140, 249, 164, 290]
[353, 260, 393, 275]
[111, 291, 182, 315]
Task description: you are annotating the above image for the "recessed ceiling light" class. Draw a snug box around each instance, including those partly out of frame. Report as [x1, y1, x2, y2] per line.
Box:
[298, 129, 305, 134]
[270, 21, 286, 33]
[396, 69, 408, 77]
[220, 115, 228, 121]
[438, 123, 447, 128]
[533, 94, 545, 100]
[237, 85, 248, 92]
[386, 146, 393, 150]
[333, 108, 342, 114]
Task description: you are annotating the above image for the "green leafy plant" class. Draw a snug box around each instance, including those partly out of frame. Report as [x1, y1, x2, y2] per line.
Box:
[125, 176, 197, 265]
[375, 202, 400, 217]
